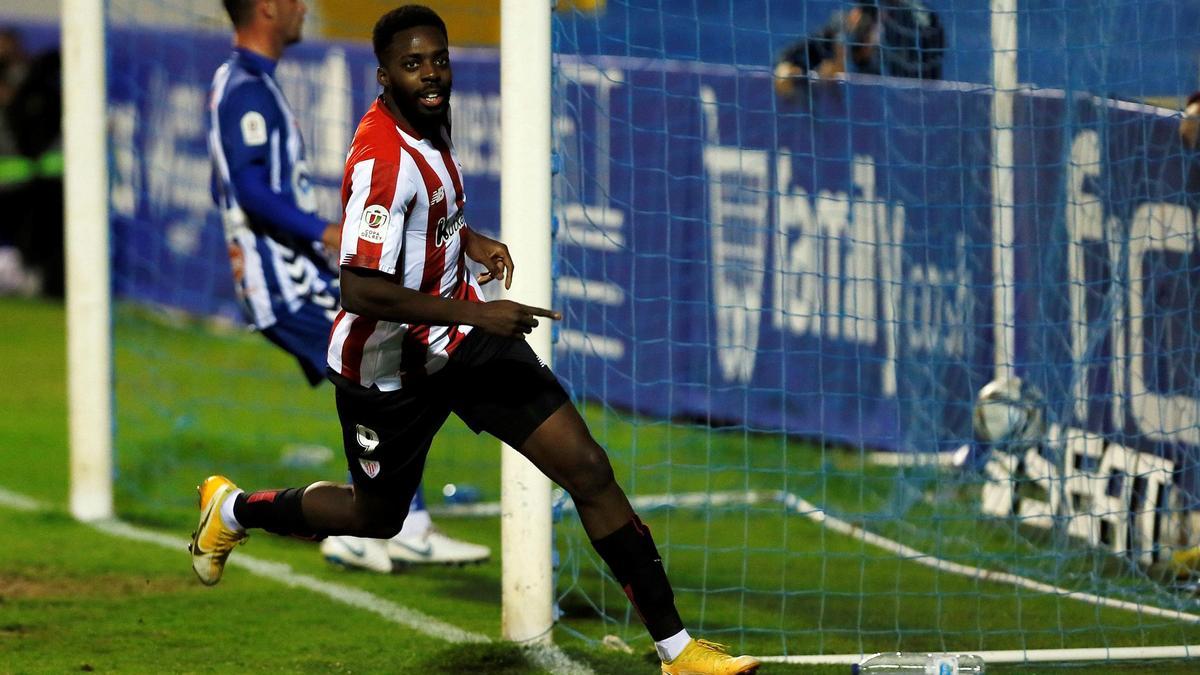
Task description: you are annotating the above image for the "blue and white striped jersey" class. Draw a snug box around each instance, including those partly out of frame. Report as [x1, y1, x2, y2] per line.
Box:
[208, 47, 335, 331]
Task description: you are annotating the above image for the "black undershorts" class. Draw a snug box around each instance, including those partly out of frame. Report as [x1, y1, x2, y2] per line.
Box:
[329, 328, 570, 503]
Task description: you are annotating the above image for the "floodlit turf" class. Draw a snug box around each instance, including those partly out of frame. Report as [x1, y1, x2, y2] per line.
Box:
[3, 296, 1200, 673]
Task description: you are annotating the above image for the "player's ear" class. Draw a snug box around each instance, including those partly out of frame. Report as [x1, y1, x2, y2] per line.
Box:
[260, 0, 277, 21]
[376, 66, 389, 89]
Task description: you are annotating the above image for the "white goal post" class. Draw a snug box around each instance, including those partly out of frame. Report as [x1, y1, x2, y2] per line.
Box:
[498, 0, 556, 645]
[63, 0, 558, 639]
[64, 0, 113, 522]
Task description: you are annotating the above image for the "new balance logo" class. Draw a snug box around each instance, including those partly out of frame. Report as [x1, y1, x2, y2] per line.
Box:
[430, 187, 445, 206]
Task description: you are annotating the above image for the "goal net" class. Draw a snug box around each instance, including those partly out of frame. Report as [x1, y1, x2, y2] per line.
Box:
[548, 0, 1200, 663]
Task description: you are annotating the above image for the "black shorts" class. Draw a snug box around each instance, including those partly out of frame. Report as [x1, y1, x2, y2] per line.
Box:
[330, 329, 570, 501]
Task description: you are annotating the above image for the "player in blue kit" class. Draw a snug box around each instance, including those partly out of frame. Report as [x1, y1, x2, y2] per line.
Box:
[206, 0, 487, 570]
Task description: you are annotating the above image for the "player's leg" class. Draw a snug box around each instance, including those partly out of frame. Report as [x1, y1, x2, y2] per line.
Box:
[270, 286, 488, 566]
[521, 403, 759, 673]
[190, 471, 411, 585]
[447, 332, 758, 673]
[258, 276, 338, 388]
[190, 375, 445, 584]
[448, 335, 675, 634]
[516, 405, 685, 632]
[189, 475, 395, 585]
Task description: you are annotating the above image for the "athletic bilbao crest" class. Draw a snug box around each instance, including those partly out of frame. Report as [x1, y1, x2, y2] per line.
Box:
[702, 87, 768, 384]
[358, 458, 381, 479]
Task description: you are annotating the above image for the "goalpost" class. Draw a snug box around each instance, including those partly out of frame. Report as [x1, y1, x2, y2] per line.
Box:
[62, 0, 560, 644]
[63, 0, 559, 639]
[498, 0, 555, 645]
[64, 0, 112, 523]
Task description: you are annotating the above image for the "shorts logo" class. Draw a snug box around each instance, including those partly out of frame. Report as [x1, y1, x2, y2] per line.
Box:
[430, 186, 445, 205]
[356, 424, 380, 455]
[239, 111, 268, 147]
[358, 205, 389, 244]
[359, 458, 381, 479]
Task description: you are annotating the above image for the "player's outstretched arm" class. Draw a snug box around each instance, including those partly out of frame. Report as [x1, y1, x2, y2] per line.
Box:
[341, 267, 560, 338]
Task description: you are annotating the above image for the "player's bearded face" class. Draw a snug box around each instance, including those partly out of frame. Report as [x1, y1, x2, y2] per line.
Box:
[381, 26, 453, 127]
[280, 0, 306, 45]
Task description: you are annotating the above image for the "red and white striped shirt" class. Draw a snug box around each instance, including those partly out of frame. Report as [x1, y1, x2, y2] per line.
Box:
[328, 99, 484, 390]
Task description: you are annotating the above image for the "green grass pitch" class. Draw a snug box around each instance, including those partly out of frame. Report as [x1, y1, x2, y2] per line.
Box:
[2, 296, 1199, 673]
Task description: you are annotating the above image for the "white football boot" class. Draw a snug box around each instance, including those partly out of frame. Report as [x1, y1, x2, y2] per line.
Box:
[386, 526, 491, 566]
[320, 535, 394, 573]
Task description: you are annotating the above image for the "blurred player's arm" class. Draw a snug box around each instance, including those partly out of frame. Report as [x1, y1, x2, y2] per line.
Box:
[1181, 92, 1200, 149]
[774, 22, 840, 99]
[218, 84, 339, 246]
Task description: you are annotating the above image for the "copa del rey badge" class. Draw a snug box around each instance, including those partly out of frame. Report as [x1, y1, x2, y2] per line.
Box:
[358, 204, 389, 244]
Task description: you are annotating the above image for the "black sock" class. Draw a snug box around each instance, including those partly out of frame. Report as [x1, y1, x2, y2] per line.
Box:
[232, 487, 317, 538]
[591, 516, 685, 641]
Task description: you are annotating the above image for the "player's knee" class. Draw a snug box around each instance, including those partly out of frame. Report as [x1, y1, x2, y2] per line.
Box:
[349, 489, 408, 538]
[363, 520, 404, 539]
[561, 444, 617, 503]
[352, 510, 406, 539]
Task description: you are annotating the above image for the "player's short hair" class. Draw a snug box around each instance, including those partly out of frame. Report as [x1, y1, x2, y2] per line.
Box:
[373, 5, 449, 65]
[222, 0, 257, 29]
[849, 1, 880, 20]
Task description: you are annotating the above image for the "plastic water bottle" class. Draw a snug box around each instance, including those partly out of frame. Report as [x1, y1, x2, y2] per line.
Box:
[852, 652, 986, 674]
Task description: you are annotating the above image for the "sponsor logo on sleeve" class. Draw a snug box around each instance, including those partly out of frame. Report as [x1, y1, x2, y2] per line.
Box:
[358, 205, 390, 244]
[239, 111, 268, 147]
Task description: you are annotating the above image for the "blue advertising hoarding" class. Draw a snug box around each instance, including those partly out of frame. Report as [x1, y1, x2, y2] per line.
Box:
[88, 27, 1200, 493]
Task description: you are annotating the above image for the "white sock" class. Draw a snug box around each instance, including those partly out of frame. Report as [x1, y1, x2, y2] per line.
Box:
[220, 489, 244, 532]
[395, 508, 432, 539]
[655, 629, 692, 662]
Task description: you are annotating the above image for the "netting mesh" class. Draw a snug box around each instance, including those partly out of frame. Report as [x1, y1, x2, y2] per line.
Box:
[550, 0, 1200, 657]
[40, 0, 1200, 658]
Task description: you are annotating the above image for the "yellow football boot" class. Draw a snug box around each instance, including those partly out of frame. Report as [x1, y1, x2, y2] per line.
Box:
[1170, 545, 1200, 578]
[189, 475, 247, 586]
[661, 638, 761, 675]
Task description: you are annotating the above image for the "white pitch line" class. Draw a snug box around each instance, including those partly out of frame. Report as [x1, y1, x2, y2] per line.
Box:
[90, 519, 490, 644]
[0, 486, 592, 675]
[780, 492, 1200, 624]
[761, 645, 1199, 665]
[436, 487, 1200, 628]
[0, 486, 41, 511]
[64, 480, 1191, 666]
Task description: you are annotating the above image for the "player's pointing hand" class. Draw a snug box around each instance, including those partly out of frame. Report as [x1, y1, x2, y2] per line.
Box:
[475, 300, 561, 338]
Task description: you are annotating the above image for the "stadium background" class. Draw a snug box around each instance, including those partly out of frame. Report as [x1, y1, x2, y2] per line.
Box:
[4, 0, 1200, 672]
